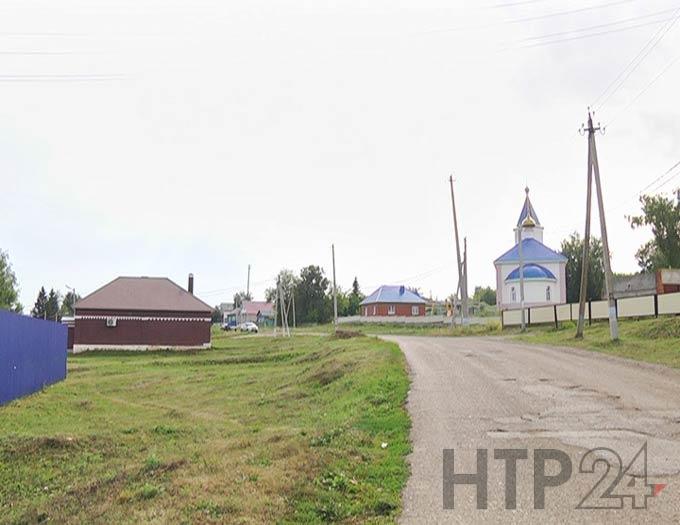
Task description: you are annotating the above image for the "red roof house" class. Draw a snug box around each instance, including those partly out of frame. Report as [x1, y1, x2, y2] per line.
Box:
[73, 275, 212, 352]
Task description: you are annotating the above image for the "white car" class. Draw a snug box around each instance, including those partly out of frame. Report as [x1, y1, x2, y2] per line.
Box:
[238, 322, 259, 333]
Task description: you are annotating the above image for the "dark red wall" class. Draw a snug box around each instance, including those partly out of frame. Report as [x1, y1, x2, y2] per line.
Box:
[362, 303, 425, 317]
[74, 309, 211, 347]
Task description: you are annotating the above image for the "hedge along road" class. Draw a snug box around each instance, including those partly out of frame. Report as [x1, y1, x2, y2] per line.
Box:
[383, 335, 680, 524]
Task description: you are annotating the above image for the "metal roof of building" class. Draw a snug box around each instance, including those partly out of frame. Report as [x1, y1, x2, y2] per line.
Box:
[517, 188, 541, 227]
[75, 276, 212, 312]
[360, 285, 427, 305]
[241, 301, 274, 316]
[505, 263, 557, 282]
[494, 238, 566, 264]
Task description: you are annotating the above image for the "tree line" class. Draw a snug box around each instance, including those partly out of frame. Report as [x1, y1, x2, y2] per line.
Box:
[29, 287, 80, 321]
[261, 266, 365, 325]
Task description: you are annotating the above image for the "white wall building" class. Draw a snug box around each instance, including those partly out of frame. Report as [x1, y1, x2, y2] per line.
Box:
[494, 188, 567, 310]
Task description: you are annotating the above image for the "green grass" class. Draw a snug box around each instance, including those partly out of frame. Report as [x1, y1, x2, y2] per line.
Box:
[513, 316, 680, 368]
[0, 331, 410, 524]
[293, 321, 502, 337]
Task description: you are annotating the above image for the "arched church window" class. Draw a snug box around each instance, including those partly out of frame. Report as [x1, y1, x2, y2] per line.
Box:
[546, 286, 551, 301]
[511, 287, 517, 302]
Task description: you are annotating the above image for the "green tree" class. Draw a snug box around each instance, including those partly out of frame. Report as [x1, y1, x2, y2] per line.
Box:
[332, 287, 351, 317]
[472, 286, 496, 306]
[31, 287, 48, 319]
[0, 249, 22, 313]
[233, 291, 252, 308]
[560, 232, 605, 303]
[46, 289, 61, 321]
[347, 276, 365, 316]
[295, 265, 331, 324]
[211, 305, 222, 324]
[628, 193, 680, 272]
[59, 291, 81, 318]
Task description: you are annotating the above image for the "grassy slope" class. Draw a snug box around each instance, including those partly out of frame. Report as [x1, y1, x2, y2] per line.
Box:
[0, 331, 410, 524]
[513, 317, 680, 368]
[293, 322, 502, 337]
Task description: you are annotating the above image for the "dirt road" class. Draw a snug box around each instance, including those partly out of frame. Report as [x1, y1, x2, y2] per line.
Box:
[384, 336, 680, 523]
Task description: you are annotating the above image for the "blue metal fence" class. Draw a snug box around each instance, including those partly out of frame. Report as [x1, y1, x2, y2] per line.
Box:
[0, 309, 67, 405]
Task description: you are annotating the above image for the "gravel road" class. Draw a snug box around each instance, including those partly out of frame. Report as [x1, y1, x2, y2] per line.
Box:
[383, 336, 680, 524]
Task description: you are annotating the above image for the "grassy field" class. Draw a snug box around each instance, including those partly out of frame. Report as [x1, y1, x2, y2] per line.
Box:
[293, 321, 502, 338]
[0, 331, 410, 524]
[513, 317, 680, 368]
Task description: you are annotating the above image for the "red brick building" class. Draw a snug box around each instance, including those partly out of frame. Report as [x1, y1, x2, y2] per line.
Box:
[360, 285, 427, 317]
[73, 275, 212, 352]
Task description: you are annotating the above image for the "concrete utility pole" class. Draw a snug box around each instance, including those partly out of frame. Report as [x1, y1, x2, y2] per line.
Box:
[278, 281, 290, 337]
[332, 244, 338, 330]
[463, 237, 469, 322]
[246, 264, 251, 297]
[577, 111, 619, 341]
[449, 176, 469, 324]
[292, 291, 296, 329]
[273, 285, 279, 336]
[576, 134, 594, 339]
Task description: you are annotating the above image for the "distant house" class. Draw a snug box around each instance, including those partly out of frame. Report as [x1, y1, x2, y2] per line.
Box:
[223, 301, 275, 327]
[241, 301, 275, 326]
[360, 285, 427, 317]
[73, 275, 212, 352]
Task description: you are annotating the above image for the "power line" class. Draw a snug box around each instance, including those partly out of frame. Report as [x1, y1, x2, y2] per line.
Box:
[489, 0, 557, 8]
[513, 7, 679, 44]
[607, 53, 680, 127]
[592, 7, 680, 111]
[420, 0, 638, 35]
[505, 0, 636, 25]
[647, 162, 680, 194]
[0, 74, 122, 82]
[512, 16, 673, 49]
[606, 159, 680, 213]
[199, 276, 276, 297]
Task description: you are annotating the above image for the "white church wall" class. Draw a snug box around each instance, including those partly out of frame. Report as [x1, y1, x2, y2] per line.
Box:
[514, 225, 544, 244]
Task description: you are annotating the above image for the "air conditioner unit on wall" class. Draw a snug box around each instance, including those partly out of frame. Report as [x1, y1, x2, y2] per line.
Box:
[106, 317, 117, 327]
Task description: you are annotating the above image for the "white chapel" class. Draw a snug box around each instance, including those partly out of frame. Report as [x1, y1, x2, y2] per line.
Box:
[494, 188, 567, 310]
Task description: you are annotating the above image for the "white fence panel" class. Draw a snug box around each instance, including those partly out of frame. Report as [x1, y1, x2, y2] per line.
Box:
[617, 295, 655, 318]
[658, 292, 680, 315]
[503, 309, 522, 326]
[590, 300, 609, 320]
[531, 306, 554, 325]
[556, 304, 571, 322]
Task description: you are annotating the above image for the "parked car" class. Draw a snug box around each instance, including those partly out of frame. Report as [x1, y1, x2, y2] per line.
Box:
[237, 322, 259, 333]
[221, 322, 237, 331]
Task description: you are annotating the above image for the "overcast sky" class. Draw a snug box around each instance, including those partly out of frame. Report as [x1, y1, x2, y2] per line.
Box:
[2, 0, 680, 309]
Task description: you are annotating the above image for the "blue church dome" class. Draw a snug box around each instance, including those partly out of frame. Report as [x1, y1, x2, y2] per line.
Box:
[505, 263, 556, 282]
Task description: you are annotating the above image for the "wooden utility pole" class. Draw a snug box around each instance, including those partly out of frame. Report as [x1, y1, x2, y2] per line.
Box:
[577, 111, 619, 341]
[332, 244, 338, 330]
[518, 220, 526, 332]
[246, 265, 251, 297]
[576, 133, 594, 338]
[449, 176, 469, 324]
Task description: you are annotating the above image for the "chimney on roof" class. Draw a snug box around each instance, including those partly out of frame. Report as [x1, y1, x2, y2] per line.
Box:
[188, 273, 194, 294]
[399, 285, 405, 295]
